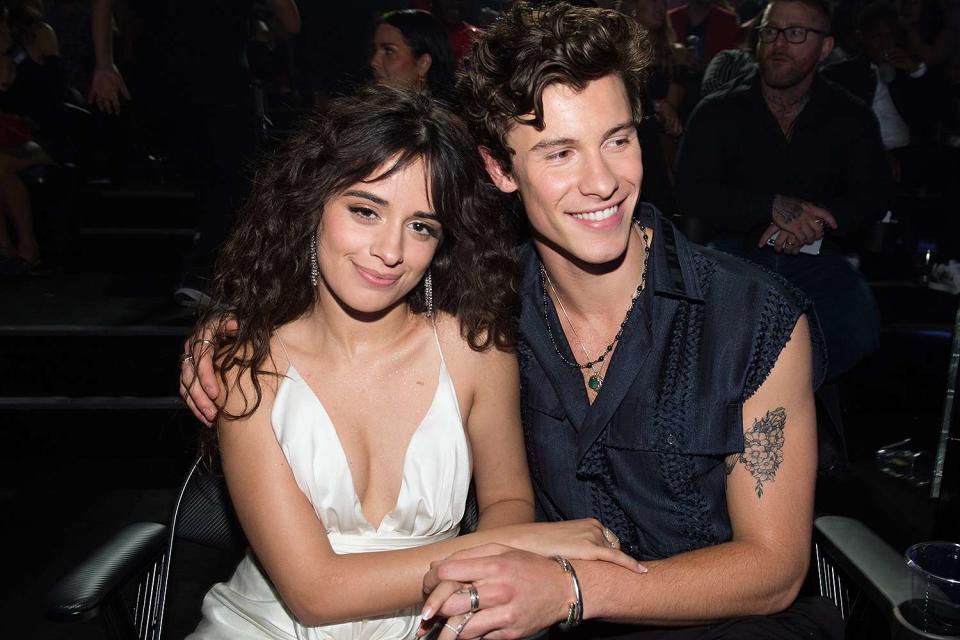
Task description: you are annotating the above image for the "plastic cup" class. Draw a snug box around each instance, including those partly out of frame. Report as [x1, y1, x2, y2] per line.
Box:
[903, 542, 960, 636]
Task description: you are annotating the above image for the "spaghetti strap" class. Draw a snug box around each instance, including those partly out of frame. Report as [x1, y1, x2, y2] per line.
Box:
[431, 317, 448, 369]
[273, 331, 295, 373]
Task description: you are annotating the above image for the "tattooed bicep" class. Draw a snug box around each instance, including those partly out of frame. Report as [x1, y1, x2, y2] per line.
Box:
[727, 407, 787, 498]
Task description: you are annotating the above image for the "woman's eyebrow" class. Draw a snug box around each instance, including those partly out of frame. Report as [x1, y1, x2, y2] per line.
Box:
[343, 190, 388, 206]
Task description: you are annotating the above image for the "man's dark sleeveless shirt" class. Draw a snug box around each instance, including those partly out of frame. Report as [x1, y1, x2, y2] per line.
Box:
[517, 204, 825, 561]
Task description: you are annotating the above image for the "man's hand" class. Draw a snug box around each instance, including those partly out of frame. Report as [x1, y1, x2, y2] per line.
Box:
[178, 318, 235, 425]
[763, 196, 837, 249]
[421, 544, 574, 640]
[88, 65, 130, 114]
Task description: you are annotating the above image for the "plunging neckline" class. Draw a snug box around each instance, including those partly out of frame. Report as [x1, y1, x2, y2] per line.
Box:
[285, 363, 444, 533]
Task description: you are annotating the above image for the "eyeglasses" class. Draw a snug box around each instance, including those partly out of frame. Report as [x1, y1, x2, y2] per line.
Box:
[756, 25, 829, 44]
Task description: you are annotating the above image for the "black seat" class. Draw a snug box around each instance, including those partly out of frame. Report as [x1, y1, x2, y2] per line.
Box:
[45, 455, 246, 639]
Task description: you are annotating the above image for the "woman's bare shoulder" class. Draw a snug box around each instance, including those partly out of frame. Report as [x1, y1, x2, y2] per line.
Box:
[216, 335, 288, 420]
[432, 312, 513, 364]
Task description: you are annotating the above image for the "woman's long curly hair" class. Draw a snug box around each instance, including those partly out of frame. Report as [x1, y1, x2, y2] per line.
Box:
[200, 86, 519, 438]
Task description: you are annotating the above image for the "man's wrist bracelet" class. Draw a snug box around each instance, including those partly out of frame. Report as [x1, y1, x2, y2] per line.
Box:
[553, 555, 583, 630]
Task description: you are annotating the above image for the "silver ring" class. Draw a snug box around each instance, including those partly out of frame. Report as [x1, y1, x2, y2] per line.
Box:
[815, 218, 825, 226]
[785, 240, 795, 246]
[468, 584, 480, 612]
[192, 338, 216, 351]
[443, 623, 460, 637]
[179, 353, 195, 365]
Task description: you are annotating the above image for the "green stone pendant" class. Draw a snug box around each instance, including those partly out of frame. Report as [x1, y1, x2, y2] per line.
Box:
[588, 373, 603, 392]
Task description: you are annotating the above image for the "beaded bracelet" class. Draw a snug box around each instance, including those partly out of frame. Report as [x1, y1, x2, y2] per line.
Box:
[553, 555, 583, 630]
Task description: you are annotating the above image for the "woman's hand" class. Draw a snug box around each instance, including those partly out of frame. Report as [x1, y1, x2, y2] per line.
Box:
[417, 579, 470, 638]
[505, 519, 646, 573]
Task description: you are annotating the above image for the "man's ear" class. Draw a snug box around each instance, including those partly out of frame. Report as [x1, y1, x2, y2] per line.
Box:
[818, 35, 835, 63]
[479, 147, 518, 194]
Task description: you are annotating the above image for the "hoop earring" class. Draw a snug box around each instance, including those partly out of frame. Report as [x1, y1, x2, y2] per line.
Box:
[424, 270, 433, 317]
[309, 237, 319, 287]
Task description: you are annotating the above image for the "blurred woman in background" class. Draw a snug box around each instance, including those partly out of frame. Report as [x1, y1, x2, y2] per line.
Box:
[370, 9, 457, 105]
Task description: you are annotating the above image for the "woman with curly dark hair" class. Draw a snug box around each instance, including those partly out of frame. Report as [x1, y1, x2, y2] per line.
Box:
[185, 86, 639, 640]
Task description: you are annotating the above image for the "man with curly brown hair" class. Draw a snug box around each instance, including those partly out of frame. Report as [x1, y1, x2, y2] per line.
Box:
[419, 3, 842, 639]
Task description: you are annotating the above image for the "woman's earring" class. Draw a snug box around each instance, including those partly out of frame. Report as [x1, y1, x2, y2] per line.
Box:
[309, 237, 319, 287]
[424, 270, 433, 317]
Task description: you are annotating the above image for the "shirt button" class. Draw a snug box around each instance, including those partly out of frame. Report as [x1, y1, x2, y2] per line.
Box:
[667, 434, 676, 446]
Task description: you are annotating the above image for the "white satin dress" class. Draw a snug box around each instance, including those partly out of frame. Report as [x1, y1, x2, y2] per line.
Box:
[188, 329, 472, 640]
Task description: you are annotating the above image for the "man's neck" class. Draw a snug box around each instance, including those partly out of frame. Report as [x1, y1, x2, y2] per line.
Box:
[761, 76, 814, 135]
[537, 225, 651, 324]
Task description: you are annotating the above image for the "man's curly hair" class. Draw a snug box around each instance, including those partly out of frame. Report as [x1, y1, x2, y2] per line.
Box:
[459, 2, 654, 172]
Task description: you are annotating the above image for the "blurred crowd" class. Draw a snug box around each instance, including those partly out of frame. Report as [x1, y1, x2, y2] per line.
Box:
[0, 0, 957, 320]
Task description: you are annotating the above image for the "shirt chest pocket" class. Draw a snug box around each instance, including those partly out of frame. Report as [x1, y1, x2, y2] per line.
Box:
[606, 401, 744, 456]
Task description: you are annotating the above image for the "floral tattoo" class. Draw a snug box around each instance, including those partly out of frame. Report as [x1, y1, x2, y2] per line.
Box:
[727, 407, 786, 498]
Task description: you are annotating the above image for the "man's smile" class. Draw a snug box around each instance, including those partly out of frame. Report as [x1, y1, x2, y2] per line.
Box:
[568, 198, 627, 222]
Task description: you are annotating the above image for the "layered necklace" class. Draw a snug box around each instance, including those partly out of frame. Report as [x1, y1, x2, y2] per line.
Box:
[540, 222, 650, 394]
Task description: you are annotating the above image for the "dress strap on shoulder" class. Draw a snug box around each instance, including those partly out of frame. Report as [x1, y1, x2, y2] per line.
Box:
[273, 330, 295, 373]
[431, 316, 448, 369]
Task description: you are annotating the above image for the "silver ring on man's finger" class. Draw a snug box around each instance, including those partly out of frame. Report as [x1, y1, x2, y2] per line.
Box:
[815, 218, 825, 226]
[468, 584, 480, 612]
[785, 240, 795, 246]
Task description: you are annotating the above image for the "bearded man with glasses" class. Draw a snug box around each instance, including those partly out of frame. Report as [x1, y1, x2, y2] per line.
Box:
[678, 0, 890, 387]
